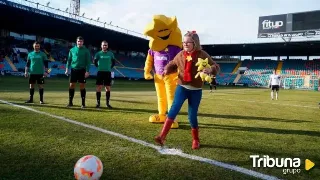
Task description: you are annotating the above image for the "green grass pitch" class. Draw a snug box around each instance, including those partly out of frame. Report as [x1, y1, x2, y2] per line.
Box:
[0, 76, 319, 180]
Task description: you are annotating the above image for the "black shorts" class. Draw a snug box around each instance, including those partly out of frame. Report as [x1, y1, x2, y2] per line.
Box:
[271, 85, 280, 91]
[96, 71, 111, 86]
[70, 68, 86, 83]
[29, 74, 44, 84]
[211, 81, 217, 86]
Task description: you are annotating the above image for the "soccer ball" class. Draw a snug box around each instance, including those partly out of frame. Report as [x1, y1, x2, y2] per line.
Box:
[74, 155, 103, 180]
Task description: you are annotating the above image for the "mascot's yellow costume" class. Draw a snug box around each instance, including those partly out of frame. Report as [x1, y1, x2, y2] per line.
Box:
[143, 15, 182, 129]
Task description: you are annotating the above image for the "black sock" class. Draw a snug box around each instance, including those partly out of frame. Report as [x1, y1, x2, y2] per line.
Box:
[69, 88, 75, 103]
[29, 88, 34, 101]
[106, 91, 110, 105]
[81, 89, 86, 106]
[96, 92, 101, 105]
[39, 88, 44, 102]
[214, 86, 217, 90]
[209, 85, 212, 90]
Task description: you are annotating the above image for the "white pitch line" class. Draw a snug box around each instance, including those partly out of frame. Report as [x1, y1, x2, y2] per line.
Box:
[0, 100, 280, 180]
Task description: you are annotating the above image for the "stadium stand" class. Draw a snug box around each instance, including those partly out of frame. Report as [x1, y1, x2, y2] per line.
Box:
[237, 74, 271, 87]
[236, 60, 279, 86]
[2, 39, 146, 79]
[3, 39, 320, 90]
[281, 60, 320, 76]
[2, 36, 320, 90]
[2, 58, 12, 71]
[215, 74, 238, 85]
[216, 63, 237, 74]
[242, 60, 278, 75]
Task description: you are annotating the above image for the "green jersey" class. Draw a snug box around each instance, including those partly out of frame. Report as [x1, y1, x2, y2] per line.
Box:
[94, 51, 115, 72]
[67, 46, 91, 71]
[26, 51, 48, 74]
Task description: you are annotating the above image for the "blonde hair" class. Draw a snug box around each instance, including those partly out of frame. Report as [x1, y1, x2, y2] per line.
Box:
[184, 31, 202, 51]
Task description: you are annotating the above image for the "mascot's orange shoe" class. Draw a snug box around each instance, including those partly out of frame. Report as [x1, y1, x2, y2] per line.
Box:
[149, 114, 179, 129]
[149, 114, 166, 123]
[171, 121, 179, 129]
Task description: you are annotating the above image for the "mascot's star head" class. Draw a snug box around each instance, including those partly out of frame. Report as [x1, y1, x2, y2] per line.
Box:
[201, 58, 209, 67]
[144, 15, 182, 51]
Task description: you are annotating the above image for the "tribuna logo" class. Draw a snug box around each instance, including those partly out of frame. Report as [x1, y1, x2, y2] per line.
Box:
[250, 155, 300, 168]
[262, 20, 284, 30]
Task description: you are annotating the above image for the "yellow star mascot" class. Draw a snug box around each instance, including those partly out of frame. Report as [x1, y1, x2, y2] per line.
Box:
[143, 15, 182, 129]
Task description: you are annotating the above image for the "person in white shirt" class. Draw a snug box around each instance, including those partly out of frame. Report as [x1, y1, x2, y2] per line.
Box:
[268, 69, 281, 100]
[111, 71, 114, 86]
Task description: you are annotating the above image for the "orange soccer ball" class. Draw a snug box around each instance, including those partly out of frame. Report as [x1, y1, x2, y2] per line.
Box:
[74, 155, 103, 180]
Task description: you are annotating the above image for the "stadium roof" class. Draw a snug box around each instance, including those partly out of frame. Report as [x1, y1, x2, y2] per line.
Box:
[0, 0, 149, 52]
[202, 40, 320, 56]
[2, 0, 320, 57]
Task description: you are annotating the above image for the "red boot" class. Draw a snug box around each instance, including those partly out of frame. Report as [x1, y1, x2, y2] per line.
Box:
[155, 118, 174, 146]
[191, 128, 200, 149]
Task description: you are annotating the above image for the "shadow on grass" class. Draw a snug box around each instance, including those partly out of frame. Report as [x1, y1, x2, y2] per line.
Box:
[0, 132, 258, 180]
[5, 101, 311, 124]
[10, 102, 153, 115]
[0, 88, 156, 93]
[13, 102, 113, 113]
[177, 123, 320, 138]
[0, 144, 75, 180]
[111, 99, 152, 104]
